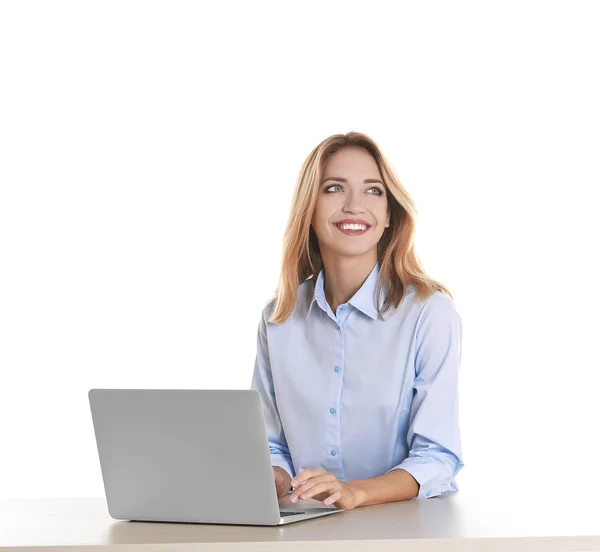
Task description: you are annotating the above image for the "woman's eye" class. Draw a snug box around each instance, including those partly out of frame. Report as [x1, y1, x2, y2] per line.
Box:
[325, 185, 384, 195]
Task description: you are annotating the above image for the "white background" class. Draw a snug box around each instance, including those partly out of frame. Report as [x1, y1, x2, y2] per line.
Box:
[1, 1, 598, 501]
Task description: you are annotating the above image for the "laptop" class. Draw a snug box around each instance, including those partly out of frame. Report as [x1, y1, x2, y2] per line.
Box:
[88, 389, 345, 525]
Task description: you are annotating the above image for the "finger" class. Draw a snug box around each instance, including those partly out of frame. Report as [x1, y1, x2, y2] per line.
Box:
[289, 478, 319, 501]
[293, 473, 332, 490]
[323, 491, 341, 506]
[299, 481, 336, 501]
[311, 491, 332, 502]
[291, 473, 334, 491]
[290, 479, 328, 502]
[290, 469, 327, 488]
[290, 481, 314, 502]
[290, 474, 335, 501]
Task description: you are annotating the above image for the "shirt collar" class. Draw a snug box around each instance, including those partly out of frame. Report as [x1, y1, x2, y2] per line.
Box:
[306, 262, 387, 321]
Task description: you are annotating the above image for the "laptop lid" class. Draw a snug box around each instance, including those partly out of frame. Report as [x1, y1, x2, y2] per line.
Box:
[88, 389, 283, 525]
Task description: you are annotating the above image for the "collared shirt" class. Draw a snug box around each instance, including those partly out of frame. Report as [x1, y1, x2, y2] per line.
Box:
[250, 261, 464, 500]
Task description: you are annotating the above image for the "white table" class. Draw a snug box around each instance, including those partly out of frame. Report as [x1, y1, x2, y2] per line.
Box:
[1, 486, 599, 551]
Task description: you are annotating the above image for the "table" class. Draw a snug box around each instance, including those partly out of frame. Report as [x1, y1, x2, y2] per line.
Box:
[1, 486, 599, 551]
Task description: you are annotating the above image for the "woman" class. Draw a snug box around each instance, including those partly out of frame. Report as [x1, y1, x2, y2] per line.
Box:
[251, 131, 464, 511]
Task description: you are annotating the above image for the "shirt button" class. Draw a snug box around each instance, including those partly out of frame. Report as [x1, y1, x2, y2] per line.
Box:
[334, 366, 341, 373]
[426, 490, 432, 497]
[329, 407, 336, 414]
[330, 450, 337, 456]
[340, 304, 348, 310]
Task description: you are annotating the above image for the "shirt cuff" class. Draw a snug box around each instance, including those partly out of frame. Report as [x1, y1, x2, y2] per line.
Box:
[387, 457, 460, 500]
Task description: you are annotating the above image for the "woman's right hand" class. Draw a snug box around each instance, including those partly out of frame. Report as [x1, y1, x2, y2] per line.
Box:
[273, 466, 292, 498]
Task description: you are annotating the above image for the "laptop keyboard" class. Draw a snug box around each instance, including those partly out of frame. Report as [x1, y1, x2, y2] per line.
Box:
[280, 511, 305, 517]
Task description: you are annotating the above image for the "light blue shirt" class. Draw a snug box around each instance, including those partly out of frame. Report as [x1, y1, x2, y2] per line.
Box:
[250, 261, 464, 500]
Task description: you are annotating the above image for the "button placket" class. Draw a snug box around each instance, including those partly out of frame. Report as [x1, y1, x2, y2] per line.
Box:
[326, 319, 344, 472]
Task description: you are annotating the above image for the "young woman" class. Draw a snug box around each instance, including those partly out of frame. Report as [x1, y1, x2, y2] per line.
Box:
[251, 131, 464, 511]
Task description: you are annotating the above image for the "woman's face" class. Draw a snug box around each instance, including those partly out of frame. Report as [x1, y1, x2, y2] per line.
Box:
[311, 146, 390, 260]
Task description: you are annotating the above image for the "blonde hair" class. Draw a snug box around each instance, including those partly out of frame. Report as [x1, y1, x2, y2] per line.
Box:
[268, 131, 453, 324]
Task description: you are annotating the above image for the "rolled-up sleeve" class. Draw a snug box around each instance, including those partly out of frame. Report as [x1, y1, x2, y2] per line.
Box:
[387, 293, 465, 499]
[250, 305, 296, 480]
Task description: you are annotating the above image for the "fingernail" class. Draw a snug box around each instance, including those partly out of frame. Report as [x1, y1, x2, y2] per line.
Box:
[291, 495, 297, 503]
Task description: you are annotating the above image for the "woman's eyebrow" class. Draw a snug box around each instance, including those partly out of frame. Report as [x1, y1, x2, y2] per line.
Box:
[322, 177, 384, 184]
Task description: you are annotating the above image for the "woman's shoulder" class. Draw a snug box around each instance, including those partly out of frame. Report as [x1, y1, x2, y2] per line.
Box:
[261, 277, 314, 324]
[417, 289, 461, 322]
[261, 295, 278, 320]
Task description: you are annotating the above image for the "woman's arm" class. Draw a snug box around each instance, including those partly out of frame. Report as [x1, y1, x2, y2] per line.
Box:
[349, 468, 420, 506]
[384, 293, 465, 500]
[250, 306, 296, 480]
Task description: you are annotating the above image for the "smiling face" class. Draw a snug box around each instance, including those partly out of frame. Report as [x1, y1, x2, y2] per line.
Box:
[310, 146, 390, 260]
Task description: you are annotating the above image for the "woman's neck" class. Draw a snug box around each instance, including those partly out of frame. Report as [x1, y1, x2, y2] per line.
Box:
[321, 255, 378, 311]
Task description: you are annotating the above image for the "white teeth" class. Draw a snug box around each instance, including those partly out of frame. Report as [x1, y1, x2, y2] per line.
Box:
[338, 224, 367, 231]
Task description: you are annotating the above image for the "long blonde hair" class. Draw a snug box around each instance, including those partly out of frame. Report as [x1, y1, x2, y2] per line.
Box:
[268, 131, 453, 324]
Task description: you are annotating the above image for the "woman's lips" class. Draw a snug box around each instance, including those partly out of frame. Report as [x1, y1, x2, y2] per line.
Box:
[334, 224, 370, 236]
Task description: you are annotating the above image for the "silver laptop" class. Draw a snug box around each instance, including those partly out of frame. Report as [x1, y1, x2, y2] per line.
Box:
[88, 389, 345, 525]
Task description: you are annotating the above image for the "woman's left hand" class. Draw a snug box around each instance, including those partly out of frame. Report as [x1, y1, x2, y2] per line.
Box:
[289, 469, 364, 510]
